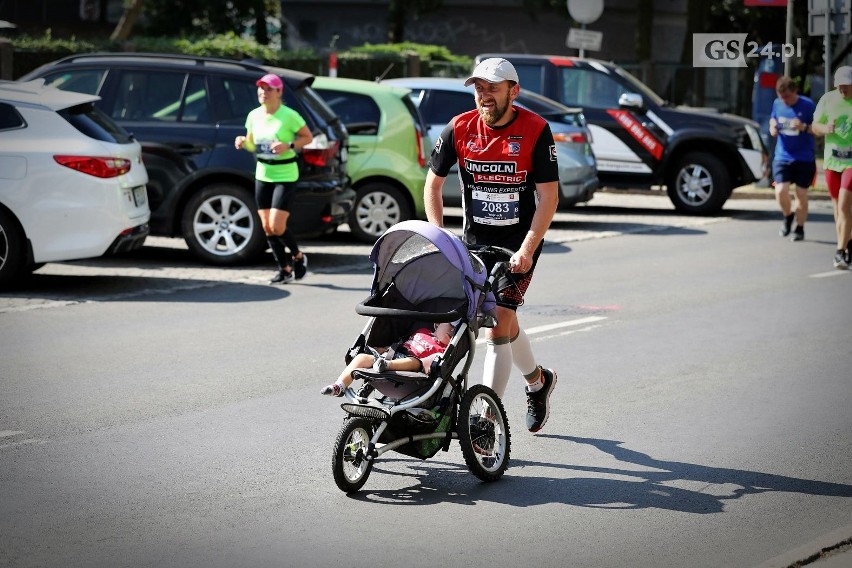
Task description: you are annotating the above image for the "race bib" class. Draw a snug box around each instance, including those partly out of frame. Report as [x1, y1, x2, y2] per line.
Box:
[832, 147, 852, 160]
[471, 190, 520, 226]
[255, 138, 276, 160]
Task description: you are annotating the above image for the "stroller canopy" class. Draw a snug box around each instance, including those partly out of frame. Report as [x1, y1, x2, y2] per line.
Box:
[367, 220, 495, 322]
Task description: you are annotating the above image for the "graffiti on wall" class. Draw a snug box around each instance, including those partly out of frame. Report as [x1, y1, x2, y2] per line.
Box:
[344, 17, 530, 53]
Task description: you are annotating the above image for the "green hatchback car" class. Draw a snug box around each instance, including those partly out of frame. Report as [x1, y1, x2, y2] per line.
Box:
[313, 77, 429, 242]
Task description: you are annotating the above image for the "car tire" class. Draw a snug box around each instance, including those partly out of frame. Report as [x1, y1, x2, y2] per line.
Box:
[667, 152, 730, 215]
[0, 208, 26, 290]
[349, 183, 411, 243]
[181, 183, 266, 266]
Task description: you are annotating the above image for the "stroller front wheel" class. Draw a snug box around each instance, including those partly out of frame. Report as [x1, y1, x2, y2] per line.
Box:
[458, 384, 511, 481]
[332, 417, 374, 493]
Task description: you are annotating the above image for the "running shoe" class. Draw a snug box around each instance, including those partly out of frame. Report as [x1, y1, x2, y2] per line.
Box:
[791, 227, 804, 242]
[833, 250, 848, 270]
[294, 253, 308, 280]
[321, 383, 344, 397]
[469, 414, 496, 456]
[270, 269, 295, 284]
[525, 367, 557, 433]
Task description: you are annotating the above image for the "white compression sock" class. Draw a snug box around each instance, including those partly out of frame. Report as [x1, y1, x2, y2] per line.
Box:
[510, 328, 538, 377]
[483, 338, 512, 398]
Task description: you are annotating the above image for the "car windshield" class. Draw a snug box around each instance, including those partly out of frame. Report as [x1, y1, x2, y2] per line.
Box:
[517, 92, 585, 127]
[612, 66, 666, 106]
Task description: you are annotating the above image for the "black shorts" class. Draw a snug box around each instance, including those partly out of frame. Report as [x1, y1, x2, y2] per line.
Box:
[255, 180, 296, 211]
[473, 243, 542, 310]
[772, 160, 816, 189]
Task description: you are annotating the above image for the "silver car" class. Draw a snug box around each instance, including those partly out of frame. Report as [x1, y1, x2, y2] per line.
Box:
[384, 77, 598, 209]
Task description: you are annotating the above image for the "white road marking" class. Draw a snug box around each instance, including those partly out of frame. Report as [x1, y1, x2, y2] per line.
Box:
[810, 270, 851, 278]
[476, 316, 608, 344]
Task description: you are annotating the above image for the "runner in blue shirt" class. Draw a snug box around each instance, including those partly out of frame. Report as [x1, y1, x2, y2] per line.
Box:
[769, 76, 816, 242]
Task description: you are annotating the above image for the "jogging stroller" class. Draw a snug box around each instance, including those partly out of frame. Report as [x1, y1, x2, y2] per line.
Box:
[331, 220, 512, 493]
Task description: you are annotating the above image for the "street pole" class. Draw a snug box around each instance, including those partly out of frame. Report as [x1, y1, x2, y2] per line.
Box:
[785, 0, 794, 76]
[825, 0, 832, 91]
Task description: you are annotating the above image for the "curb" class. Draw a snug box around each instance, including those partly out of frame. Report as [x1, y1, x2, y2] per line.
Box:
[599, 187, 832, 201]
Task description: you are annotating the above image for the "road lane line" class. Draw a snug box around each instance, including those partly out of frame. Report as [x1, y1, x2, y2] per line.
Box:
[810, 270, 851, 278]
[476, 316, 608, 344]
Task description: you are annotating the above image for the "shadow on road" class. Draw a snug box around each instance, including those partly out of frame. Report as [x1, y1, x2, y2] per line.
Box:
[346, 436, 852, 512]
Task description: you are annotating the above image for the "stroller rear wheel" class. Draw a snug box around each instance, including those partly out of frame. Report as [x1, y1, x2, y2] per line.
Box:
[332, 417, 374, 493]
[458, 384, 510, 481]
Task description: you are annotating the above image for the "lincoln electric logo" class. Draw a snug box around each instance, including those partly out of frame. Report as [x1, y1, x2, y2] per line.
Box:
[465, 159, 527, 184]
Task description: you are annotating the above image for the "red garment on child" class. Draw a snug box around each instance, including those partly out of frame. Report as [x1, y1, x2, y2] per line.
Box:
[400, 328, 448, 369]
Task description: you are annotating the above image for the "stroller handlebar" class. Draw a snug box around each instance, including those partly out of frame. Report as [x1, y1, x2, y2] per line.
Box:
[355, 303, 463, 322]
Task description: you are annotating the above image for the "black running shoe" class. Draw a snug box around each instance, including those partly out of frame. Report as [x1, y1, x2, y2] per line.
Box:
[779, 214, 794, 237]
[846, 240, 852, 265]
[294, 253, 308, 280]
[270, 270, 295, 284]
[833, 250, 849, 270]
[791, 227, 804, 242]
[525, 368, 557, 433]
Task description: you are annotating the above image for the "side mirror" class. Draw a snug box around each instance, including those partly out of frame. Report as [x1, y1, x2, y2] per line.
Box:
[618, 93, 643, 109]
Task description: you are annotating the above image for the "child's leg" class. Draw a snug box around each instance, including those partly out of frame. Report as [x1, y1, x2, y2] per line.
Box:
[386, 356, 424, 373]
[322, 353, 376, 396]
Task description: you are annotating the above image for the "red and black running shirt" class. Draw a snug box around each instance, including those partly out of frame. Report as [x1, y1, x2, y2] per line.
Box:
[429, 106, 558, 252]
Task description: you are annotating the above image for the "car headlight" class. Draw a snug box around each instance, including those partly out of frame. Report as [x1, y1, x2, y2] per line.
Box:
[744, 124, 763, 151]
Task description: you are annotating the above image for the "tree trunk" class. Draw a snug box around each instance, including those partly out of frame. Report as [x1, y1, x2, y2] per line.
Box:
[110, 0, 145, 42]
[253, 0, 269, 45]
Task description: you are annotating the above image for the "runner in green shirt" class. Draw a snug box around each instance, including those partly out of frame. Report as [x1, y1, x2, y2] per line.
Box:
[813, 65, 852, 269]
[235, 73, 313, 283]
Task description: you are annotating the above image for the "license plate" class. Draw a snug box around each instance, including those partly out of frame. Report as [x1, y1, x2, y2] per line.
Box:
[132, 186, 147, 207]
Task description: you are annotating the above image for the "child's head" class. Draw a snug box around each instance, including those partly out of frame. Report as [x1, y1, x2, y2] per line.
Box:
[434, 321, 455, 345]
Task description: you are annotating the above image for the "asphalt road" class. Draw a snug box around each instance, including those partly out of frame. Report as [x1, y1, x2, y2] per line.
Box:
[1, 192, 850, 568]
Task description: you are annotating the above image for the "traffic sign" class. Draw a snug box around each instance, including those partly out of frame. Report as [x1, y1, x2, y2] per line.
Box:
[566, 28, 603, 51]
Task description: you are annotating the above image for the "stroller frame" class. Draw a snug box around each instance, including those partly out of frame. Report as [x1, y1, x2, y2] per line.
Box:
[330, 221, 513, 494]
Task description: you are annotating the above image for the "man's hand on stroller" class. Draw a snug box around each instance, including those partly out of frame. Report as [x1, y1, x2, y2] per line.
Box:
[508, 250, 533, 274]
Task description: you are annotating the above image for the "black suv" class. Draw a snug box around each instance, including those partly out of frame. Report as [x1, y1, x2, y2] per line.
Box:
[20, 53, 353, 265]
[477, 54, 768, 214]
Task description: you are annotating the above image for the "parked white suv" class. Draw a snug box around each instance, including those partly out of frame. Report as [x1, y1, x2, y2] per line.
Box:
[0, 79, 150, 289]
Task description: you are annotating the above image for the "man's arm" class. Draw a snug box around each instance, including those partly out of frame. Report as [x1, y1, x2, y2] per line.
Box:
[424, 169, 446, 227]
[512, 180, 558, 272]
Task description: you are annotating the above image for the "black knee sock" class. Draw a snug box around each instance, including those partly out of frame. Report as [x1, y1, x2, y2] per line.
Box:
[280, 230, 300, 258]
[267, 237, 291, 271]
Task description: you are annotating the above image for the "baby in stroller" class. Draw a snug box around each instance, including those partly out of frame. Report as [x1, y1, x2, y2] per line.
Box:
[320, 321, 456, 397]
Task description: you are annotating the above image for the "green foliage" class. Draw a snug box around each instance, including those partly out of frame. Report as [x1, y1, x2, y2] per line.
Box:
[11, 30, 97, 53]
[350, 42, 469, 65]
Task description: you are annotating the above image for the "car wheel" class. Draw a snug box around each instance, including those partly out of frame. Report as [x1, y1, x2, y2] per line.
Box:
[667, 152, 730, 215]
[0, 208, 25, 290]
[181, 183, 266, 266]
[349, 183, 411, 243]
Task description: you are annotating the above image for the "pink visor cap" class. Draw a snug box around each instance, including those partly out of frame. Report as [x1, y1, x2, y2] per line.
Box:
[257, 74, 284, 90]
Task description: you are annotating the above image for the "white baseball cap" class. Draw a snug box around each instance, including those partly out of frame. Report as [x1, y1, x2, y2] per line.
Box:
[464, 58, 520, 86]
[835, 66, 852, 87]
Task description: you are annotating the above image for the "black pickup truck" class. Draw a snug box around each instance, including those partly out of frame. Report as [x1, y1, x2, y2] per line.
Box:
[477, 53, 769, 214]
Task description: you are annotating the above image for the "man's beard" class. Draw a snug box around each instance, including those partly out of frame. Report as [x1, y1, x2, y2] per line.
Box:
[477, 92, 511, 126]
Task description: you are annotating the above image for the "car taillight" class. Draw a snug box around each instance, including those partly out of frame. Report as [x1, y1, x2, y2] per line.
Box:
[54, 155, 131, 178]
[301, 133, 340, 167]
[415, 128, 426, 168]
[553, 132, 588, 144]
